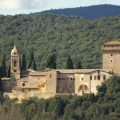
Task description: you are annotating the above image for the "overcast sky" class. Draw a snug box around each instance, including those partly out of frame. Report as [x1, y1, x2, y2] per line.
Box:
[0, 0, 120, 15]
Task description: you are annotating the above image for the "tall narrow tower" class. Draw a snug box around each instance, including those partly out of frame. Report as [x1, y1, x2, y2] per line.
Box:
[102, 41, 120, 75]
[11, 45, 20, 80]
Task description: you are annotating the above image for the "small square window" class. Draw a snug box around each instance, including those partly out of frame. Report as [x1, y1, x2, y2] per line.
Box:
[111, 54, 113, 56]
[14, 70, 17, 72]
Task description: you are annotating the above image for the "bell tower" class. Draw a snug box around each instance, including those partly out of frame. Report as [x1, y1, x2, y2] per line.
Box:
[11, 45, 20, 80]
[102, 41, 120, 75]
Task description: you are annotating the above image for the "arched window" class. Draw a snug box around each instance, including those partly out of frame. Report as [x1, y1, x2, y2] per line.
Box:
[14, 60, 17, 67]
[78, 84, 88, 92]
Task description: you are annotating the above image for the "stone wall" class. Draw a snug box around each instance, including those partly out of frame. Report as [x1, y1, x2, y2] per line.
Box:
[57, 73, 75, 93]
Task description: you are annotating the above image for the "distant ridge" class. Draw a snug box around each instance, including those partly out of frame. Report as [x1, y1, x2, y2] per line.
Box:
[44, 4, 120, 19]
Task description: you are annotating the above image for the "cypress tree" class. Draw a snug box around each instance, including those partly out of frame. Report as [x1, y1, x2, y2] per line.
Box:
[0, 68, 2, 91]
[28, 51, 34, 69]
[1, 55, 6, 77]
[76, 61, 82, 69]
[64, 55, 74, 69]
[31, 60, 37, 70]
[7, 65, 11, 78]
[21, 54, 27, 71]
[45, 54, 56, 69]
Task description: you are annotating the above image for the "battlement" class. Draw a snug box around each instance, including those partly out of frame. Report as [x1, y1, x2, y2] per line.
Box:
[102, 41, 120, 52]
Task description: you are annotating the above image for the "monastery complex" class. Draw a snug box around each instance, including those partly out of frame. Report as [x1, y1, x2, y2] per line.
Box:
[1, 41, 120, 101]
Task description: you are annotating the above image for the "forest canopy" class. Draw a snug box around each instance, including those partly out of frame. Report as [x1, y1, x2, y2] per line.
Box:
[0, 13, 120, 70]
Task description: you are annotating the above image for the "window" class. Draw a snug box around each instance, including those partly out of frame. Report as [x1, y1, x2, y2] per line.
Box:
[111, 54, 113, 56]
[81, 78, 84, 80]
[90, 76, 92, 80]
[14, 70, 17, 72]
[57, 78, 60, 80]
[103, 75, 106, 80]
[22, 83, 25, 87]
[14, 60, 17, 67]
[110, 60, 113, 63]
[97, 75, 100, 80]
[50, 74, 52, 78]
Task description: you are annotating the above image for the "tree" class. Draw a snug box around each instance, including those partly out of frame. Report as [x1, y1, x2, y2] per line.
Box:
[28, 51, 35, 68]
[45, 54, 56, 69]
[0, 72, 2, 91]
[64, 55, 74, 69]
[21, 54, 27, 71]
[31, 60, 37, 70]
[0, 55, 7, 77]
[76, 61, 82, 69]
[7, 65, 10, 78]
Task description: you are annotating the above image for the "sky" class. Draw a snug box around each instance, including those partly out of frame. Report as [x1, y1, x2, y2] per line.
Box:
[0, 0, 120, 15]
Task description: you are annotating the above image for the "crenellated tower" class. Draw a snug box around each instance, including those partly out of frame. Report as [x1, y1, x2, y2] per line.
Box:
[102, 41, 120, 75]
[11, 45, 20, 80]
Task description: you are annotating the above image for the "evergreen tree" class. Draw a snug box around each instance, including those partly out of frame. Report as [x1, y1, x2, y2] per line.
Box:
[45, 54, 56, 69]
[28, 51, 35, 69]
[1, 55, 6, 77]
[31, 60, 37, 70]
[76, 61, 82, 69]
[21, 54, 27, 71]
[0, 69, 2, 91]
[7, 65, 11, 78]
[64, 55, 74, 69]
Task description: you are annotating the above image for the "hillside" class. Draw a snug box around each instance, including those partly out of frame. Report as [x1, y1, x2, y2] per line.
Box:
[45, 5, 120, 19]
[0, 13, 120, 70]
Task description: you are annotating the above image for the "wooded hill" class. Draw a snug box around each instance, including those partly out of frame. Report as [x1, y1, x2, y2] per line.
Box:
[0, 13, 120, 70]
[45, 5, 120, 19]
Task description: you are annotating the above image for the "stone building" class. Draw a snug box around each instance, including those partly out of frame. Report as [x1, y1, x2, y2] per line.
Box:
[2, 41, 120, 101]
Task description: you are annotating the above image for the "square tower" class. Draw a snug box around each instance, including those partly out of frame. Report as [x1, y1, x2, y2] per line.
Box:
[102, 41, 120, 75]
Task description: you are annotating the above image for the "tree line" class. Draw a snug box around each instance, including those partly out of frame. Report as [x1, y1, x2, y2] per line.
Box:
[0, 52, 83, 80]
[45, 54, 82, 69]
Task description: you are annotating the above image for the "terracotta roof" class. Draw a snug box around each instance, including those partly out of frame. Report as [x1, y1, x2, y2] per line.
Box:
[102, 41, 120, 51]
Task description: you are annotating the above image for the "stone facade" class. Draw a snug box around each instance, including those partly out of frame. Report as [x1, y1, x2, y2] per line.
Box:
[102, 41, 120, 75]
[2, 41, 120, 101]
